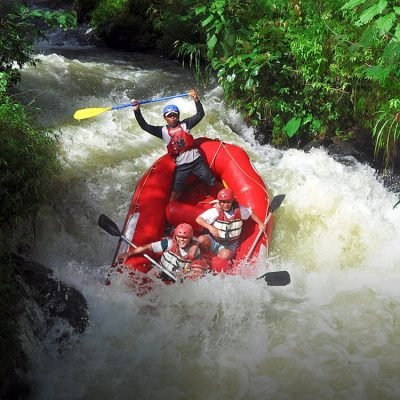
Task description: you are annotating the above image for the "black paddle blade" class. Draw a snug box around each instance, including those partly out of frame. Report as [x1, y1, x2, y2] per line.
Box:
[261, 271, 291, 286]
[98, 214, 122, 237]
[268, 194, 286, 214]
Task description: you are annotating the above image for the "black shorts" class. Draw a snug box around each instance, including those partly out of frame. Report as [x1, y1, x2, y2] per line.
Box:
[173, 156, 216, 192]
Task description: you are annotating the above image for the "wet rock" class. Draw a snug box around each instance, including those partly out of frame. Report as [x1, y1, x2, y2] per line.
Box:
[2, 255, 89, 400]
[15, 255, 89, 335]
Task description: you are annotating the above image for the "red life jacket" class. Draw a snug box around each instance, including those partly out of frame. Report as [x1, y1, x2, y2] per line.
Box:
[166, 125, 195, 157]
[212, 202, 243, 243]
[160, 239, 199, 273]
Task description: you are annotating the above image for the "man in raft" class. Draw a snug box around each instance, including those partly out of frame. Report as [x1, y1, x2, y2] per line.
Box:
[195, 188, 266, 272]
[119, 223, 209, 280]
[131, 89, 216, 201]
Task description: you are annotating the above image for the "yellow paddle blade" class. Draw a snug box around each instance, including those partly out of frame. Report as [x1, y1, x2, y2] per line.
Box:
[73, 107, 112, 120]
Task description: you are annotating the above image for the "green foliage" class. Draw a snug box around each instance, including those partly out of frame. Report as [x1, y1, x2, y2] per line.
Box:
[372, 99, 400, 165]
[0, 96, 61, 228]
[0, 73, 8, 95]
[341, 0, 400, 164]
[195, 0, 243, 60]
[90, 0, 127, 31]
[0, 0, 76, 83]
[88, 0, 161, 50]
[175, 41, 210, 85]
[284, 117, 302, 138]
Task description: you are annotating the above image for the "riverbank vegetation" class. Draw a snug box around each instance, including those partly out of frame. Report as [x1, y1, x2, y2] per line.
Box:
[75, 0, 400, 167]
[0, 2, 76, 397]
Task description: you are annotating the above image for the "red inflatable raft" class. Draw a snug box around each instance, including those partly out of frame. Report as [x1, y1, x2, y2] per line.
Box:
[111, 137, 274, 276]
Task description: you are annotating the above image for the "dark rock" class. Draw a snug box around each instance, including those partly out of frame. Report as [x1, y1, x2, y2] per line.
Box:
[302, 139, 330, 153]
[15, 255, 89, 336]
[2, 255, 89, 400]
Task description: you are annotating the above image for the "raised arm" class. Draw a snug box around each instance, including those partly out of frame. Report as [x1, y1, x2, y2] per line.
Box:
[132, 100, 163, 139]
[184, 89, 205, 130]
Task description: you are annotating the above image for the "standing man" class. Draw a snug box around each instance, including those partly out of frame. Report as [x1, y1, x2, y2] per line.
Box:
[132, 89, 216, 201]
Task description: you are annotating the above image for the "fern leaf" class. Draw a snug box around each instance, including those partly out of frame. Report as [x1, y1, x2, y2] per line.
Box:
[374, 12, 396, 36]
[356, 0, 388, 26]
[341, 0, 366, 11]
[359, 25, 378, 46]
[382, 42, 400, 64]
[364, 65, 391, 83]
[207, 34, 218, 53]
[393, 24, 400, 41]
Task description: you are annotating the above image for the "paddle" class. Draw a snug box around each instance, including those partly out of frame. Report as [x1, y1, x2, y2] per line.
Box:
[257, 270, 291, 286]
[98, 214, 177, 282]
[244, 194, 286, 261]
[74, 92, 190, 120]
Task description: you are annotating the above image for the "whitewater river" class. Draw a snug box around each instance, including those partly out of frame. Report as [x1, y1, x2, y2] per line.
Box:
[17, 36, 400, 400]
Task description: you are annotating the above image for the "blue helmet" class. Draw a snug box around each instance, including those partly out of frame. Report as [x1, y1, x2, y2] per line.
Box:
[163, 104, 180, 116]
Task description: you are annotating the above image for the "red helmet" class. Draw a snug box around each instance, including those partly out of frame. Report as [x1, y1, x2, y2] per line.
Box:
[175, 223, 193, 238]
[217, 188, 235, 201]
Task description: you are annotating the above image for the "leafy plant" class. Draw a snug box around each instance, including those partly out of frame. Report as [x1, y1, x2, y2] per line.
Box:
[90, 0, 127, 32]
[0, 96, 61, 228]
[175, 40, 210, 85]
[341, 0, 400, 164]
[284, 117, 302, 138]
[372, 99, 400, 165]
[0, 1, 76, 83]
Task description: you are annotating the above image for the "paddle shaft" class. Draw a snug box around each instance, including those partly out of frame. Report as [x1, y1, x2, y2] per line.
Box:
[244, 212, 273, 262]
[74, 93, 190, 120]
[112, 93, 190, 110]
[244, 194, 286, 262]
[119, 234, 177, 282]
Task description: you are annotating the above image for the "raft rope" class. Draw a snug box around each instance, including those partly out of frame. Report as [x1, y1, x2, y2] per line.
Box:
[210, 140, 269, 197]
[209, 139, 224, 169]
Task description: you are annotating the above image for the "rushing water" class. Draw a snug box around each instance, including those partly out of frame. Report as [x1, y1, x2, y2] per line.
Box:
[17, 36, 400, 400]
